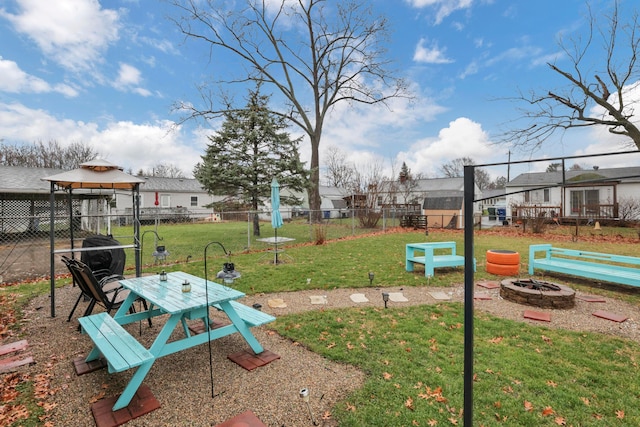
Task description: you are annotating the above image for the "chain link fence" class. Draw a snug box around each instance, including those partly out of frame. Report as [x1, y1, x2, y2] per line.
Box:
[0, 202, 470, 284]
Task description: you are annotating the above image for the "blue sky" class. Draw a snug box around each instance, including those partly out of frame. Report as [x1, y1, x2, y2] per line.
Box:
[1, 0, 638, 182]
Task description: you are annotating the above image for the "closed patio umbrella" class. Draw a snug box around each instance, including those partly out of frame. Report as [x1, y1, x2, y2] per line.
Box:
[271, 178, 284, 263]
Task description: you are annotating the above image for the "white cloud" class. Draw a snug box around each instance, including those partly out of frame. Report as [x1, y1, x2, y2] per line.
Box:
[113, 63, 151, 97]
[0, 102, 203, 176]
[1, 0, 120, 73]
[396, 117, 493, 176]
[405, 0, 474, 25]
[413, 38, 454, 64]
[0, 57, 78, 97]
[116, 63, 142, 86]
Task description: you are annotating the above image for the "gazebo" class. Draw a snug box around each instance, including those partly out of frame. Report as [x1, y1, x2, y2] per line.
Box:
[42, 160, 146, 317]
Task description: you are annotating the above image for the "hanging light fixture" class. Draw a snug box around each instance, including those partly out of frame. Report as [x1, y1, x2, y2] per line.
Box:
[216, 262, 241, 285]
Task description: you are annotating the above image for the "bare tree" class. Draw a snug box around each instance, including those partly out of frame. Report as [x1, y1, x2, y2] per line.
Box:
[439, 157, 492, 189]
[323, 146, 354, 188]
[502, 2, 640, 151]
[171, 0, 408, 221]
[396, 162, 424, 206]
[0, 140, 100, 169]
[349, 161, 385, 228]
[137, 162, 187, 178]
[618, 196, 640, 221]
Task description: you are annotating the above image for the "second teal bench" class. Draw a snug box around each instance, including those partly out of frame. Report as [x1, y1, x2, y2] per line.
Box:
[529, 244, 640, 287]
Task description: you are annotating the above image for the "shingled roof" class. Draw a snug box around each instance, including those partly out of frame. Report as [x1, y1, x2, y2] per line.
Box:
[506, 166, 640, 187]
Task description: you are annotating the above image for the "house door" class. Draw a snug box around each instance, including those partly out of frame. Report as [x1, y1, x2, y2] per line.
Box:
[570, 189, 599, 216]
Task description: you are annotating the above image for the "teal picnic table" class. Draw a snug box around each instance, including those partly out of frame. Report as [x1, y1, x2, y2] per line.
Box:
[79, 271, 273, 411]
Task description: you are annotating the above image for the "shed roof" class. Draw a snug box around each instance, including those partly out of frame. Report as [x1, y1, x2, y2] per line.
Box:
[422, 191, 464, 210]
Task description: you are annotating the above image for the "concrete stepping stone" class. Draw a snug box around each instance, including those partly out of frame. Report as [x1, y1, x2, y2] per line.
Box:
[267, 298, 287, 308]
[309, 295, 327, 305]
[350, 293, 369, 303]
[388, 292, 408, 302]
[523, 310, 551, 322]
[476, 281, 500, 289]
[428, 291, 451, 301]
[592, 310, 627, 323]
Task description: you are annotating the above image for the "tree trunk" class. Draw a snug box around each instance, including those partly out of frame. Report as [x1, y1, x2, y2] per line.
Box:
[308, 133, 322, 223]
[253, 212, 260, 236]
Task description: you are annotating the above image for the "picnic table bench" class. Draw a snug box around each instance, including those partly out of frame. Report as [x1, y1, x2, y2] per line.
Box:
[528, 244, 640, 288]
[78, 312, 153, 374]
[212, 300, 275, 327]
[405, 241, 476, 277]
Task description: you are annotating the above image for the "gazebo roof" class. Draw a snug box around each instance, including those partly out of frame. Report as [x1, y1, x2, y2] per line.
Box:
[42, 159, 145, 190]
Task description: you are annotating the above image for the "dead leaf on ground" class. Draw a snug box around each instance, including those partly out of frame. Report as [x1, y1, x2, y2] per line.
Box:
[554, 416, 566, 425]
[88, 391, 106, 404]
[542, 406, 554, 416]
[405, 396, 415, 410]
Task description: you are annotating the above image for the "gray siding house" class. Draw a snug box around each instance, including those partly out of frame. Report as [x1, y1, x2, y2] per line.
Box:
[505, 166, 640, 221]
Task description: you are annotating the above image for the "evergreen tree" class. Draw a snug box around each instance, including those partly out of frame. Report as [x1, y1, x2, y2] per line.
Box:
[193, 85, 308, 236]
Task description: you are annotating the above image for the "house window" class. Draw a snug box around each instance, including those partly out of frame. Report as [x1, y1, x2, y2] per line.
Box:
[190, 196, 198, 207]
[377, 196, 382, 206]
[543, 189, 550, 203]
[524, 191, 530, 203]
[160, 194, 170, 208]
[392, 196, 397, 204]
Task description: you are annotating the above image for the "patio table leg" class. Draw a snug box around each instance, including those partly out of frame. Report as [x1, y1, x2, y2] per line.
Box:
[112, 360, 154, 410]
[218, 301, 264, 354]
[112, 314, 181, 410]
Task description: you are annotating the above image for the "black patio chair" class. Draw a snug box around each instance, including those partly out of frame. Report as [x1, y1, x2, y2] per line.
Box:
[65, 258, 151, 328]
[63, 256, 124, 322]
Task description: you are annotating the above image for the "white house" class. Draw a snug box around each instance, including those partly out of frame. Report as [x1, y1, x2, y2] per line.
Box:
[113, 176, 219, 222]
[505, 166, 640, 221]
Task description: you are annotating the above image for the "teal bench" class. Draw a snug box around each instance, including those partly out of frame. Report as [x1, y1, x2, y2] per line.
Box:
[529, 244, 640, 288]
[79, 312, 154, 374]
[405, 241, 476, 277]
[213, 300, 276, 327]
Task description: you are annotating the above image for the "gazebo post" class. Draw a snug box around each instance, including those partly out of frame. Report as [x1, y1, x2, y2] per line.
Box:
[68, 189, 75, 258]
[49, 182, 56, 317]
[134, 184, 141, 277]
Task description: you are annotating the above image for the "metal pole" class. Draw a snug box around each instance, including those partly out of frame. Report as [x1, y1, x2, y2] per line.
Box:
[463, 165, 475, 426]
[134, 184, 141, 277]
[49, 183, 56, 317]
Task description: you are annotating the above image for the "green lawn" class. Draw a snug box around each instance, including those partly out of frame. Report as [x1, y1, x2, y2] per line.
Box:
[274, 304, 640, 426]
[5, 223, 640, 426]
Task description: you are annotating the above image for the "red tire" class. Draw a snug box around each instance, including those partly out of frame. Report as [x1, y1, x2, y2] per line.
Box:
[486, 261, 520, 276]
[486, 249, 521, 265]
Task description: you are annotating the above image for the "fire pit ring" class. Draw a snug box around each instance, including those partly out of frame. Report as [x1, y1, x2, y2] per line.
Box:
[500, 278, 576, 309]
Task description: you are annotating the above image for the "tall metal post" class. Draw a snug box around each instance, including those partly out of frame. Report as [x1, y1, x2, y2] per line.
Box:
[463, 165, 475, 425]
[49, 183, 56, 317]
[134, 184, 141, 277]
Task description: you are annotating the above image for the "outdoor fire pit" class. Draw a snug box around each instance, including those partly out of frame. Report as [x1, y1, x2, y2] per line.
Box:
[500, 278, 576, 309]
